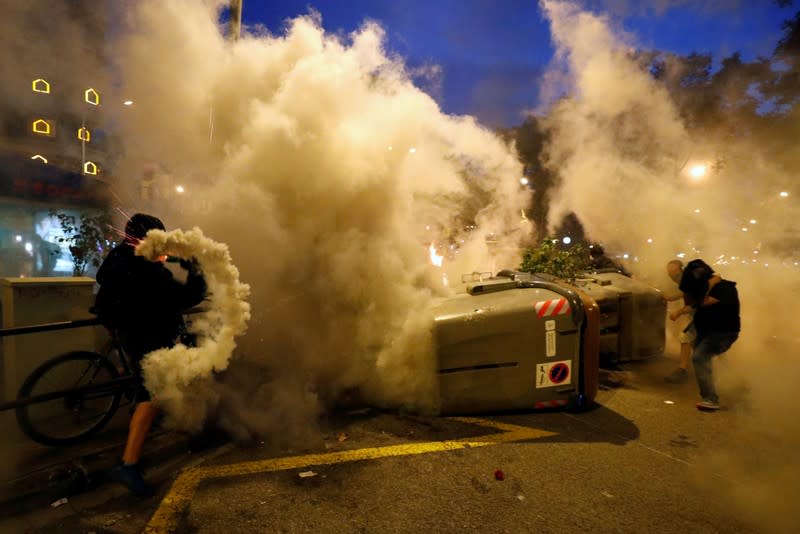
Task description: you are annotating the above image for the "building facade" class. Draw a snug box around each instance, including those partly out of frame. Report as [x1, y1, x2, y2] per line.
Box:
[0, 1, 115, 278]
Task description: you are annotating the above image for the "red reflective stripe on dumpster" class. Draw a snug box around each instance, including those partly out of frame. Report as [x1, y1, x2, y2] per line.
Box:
[534, 399, 569, 409]
[534, 298, 570, 318]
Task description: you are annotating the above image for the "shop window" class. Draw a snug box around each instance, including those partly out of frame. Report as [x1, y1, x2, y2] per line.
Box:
[32, 119, 55, 136]
[77, 127, 91, 142]
[84, 88, 100, 106]
[32, 78, 50, 93]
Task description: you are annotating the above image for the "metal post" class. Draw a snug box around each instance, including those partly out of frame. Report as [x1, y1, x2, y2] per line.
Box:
[229, 0, 242, 42]
[210, 1, 242, 144]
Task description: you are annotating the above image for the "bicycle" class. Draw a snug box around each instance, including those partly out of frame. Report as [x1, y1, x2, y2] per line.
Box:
[6, 309, 201, 447]
[13, 331, 141, 447]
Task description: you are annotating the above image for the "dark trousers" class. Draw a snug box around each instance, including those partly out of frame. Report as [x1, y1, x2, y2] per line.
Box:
[692, 332, 738, 403]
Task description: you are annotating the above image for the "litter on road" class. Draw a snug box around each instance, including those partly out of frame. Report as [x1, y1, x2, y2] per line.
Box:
[50, 497, 68, 508]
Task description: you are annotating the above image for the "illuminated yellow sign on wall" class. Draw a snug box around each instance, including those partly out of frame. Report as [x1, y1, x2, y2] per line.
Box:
[32, 79, 50, 93]
[32, 119, 53, 135]
[84, 88, 100, 106]
[83, 161, 98, 175]
[31, 154, 48, 163]
[77, 127, 91, 142]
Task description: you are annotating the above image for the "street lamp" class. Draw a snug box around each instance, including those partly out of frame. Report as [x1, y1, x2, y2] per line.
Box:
[689, 164, 707, 180]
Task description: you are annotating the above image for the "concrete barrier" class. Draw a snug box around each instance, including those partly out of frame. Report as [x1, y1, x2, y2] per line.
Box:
[0, 277, 102, 402]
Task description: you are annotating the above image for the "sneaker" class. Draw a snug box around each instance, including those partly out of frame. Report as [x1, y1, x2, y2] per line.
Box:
[696, 400, 720, 411]
[108, 463, 153, 497]
[664, 368, 689, 384]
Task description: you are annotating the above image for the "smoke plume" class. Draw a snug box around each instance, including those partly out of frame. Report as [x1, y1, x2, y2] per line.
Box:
[109, 1, 530, 440]
[135, 228, 250, 430]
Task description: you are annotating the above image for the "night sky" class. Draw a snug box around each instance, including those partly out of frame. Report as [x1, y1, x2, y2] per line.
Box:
[241, 1, 791, 127]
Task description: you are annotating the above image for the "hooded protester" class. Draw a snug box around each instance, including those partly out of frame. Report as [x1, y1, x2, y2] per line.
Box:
[95, 213, 206, 495]
[678, 259, 741, 411]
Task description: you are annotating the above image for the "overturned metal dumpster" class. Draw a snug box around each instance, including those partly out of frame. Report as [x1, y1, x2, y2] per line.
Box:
[572, 271, 666, 363]
[432, 271, 600, 415]
[431, 267, 666, 414]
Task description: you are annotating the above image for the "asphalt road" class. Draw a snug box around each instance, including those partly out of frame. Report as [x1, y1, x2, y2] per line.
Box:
[2, 355, 792, 534]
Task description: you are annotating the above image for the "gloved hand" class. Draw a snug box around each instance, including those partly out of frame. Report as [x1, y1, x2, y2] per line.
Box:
[179, 257, 202, 275]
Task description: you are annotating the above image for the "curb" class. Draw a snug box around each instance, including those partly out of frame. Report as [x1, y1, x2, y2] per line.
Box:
[0, 428, 194, 520]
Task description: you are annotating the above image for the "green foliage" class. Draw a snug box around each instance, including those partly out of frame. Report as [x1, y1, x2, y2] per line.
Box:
[48, 209, 115, 276]
[520, 238, 590, 279]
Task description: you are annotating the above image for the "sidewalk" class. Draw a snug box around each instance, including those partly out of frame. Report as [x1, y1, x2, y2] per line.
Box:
[0, 407, 200, 521]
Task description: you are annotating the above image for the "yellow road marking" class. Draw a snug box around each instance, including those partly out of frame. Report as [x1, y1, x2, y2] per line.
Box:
[143, 417, 554, 533]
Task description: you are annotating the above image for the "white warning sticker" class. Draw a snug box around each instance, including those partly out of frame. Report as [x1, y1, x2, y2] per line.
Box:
[545, 319, 556, 331]
[536, 360, 572, 389]
[545, 330, 556, 357]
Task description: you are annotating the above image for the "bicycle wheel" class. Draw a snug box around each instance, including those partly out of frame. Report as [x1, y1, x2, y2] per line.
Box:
[16, 351, 124, 446]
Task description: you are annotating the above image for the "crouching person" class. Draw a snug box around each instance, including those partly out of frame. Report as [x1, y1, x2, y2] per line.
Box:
[679, 259, 740, 411]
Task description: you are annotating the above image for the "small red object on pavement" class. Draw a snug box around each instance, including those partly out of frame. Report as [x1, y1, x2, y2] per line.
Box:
[494, 469, 505, 481]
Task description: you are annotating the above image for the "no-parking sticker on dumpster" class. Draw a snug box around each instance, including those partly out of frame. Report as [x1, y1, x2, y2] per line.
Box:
[535, 360, 572, 388]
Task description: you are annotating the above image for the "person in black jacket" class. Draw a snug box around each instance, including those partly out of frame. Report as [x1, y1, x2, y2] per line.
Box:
[95, 213, 206, 495]
[678, 259, 740, 411]
[588, 244, 632, 277]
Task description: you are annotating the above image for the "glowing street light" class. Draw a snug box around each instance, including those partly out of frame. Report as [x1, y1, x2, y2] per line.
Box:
[689, 164, 707, 180]
[175, 185, 185, 194]
[562, 236, 571, 245]
[749, 219, 757, 224]
[780, 191, 789, 198]
[520, 177, 529, 186]
[694, 208, 701, 214]
[428, 243, 443, 267]
[123, 100, 134, 106]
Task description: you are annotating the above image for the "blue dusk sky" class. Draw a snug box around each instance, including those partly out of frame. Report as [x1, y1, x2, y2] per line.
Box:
[240, 1, 794, 127]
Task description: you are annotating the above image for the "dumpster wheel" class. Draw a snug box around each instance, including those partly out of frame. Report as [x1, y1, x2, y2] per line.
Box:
[567, 392, 593, 413]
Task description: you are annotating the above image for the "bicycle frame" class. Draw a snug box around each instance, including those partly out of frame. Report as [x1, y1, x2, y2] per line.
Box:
[0, 306, 205, 413]
[0, 374, 136, 411]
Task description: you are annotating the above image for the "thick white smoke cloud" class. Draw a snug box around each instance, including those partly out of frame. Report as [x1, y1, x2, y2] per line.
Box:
[540, 1, 800, 531]
[110, 1, 530, 439]
[135, 228, 250, 430]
